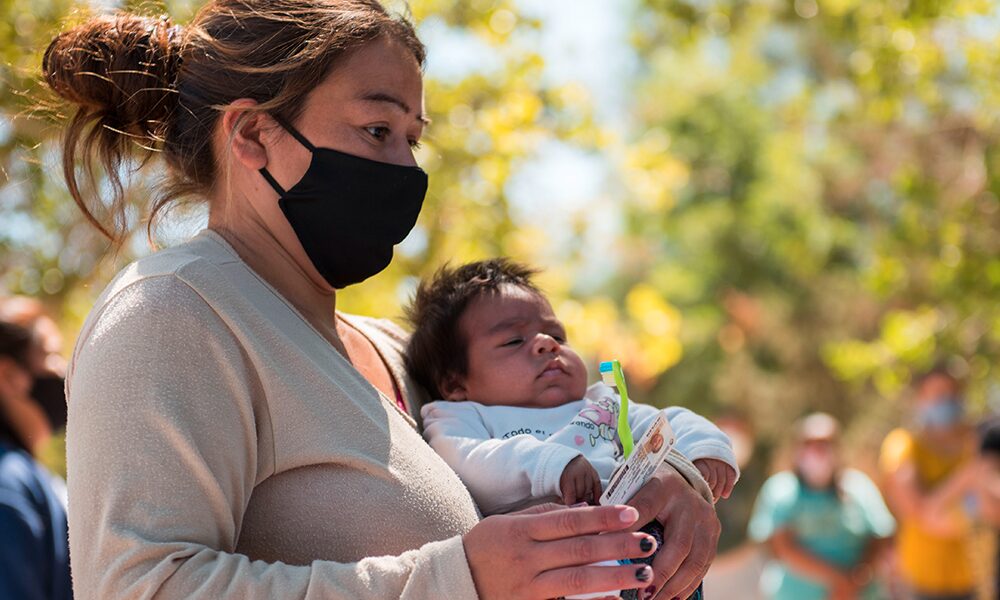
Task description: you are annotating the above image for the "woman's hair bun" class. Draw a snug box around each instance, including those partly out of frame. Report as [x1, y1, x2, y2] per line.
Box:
[42, 13, 183, 142]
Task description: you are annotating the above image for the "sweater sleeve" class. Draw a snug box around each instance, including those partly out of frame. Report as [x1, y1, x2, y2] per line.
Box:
[422, 402, 581, 515]
[66, 275, 478, 600]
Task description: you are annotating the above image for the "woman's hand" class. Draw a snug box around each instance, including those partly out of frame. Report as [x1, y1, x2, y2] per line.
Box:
[464, 504, 659, 600]
[626, 463, 720, 600]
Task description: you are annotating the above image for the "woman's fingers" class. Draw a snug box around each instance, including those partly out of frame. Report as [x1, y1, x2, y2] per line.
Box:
[517, 502, 567, 516]
[525, 504, 639, 541]
[533, 531, 657, 571]
[653, 513, 718, 600]
[533, 563, 654, 600]
[625, 464, 720, 599]
[648, 513, 693, 586]
[625, 473, 667, 532]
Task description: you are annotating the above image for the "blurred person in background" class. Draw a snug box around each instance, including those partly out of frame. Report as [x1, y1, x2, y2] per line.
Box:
[0, 321, 73, 599]
[0, 296, 68, 435]
[749, 413, 896, 600]
[0, 309, 55, 456]
[880, 368, 978, 600]
[974, 419, 1000, 598]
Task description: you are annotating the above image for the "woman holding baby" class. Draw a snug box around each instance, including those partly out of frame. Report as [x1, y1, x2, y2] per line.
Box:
[44, 1, 721, 598]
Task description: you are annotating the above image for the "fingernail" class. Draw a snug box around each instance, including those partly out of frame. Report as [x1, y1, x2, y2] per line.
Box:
[643, 585, 657, 600]
[639, 536, 655, 552]
[635, 566, 652, 582]
[620, 506, 639, 523]
[571, 502, 588, 508]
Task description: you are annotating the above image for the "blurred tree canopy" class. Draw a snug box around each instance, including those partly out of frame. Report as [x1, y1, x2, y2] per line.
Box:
[626, 0, 999, 452]
[0, 0, 998, 463]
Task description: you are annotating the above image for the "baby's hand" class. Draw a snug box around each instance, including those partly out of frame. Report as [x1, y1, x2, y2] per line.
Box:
[559, 456, 603, 505]
[694, 458, 737, 502]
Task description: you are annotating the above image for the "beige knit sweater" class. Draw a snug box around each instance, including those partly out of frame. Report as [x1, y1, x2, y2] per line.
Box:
[66, 230, 482, 599]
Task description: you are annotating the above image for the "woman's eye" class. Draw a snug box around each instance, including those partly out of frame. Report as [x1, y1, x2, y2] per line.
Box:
[501, 338, 523, 347]
[365, 125, 390, 141]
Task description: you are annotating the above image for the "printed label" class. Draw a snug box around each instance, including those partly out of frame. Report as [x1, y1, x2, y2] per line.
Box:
[600, 412, 676, 506]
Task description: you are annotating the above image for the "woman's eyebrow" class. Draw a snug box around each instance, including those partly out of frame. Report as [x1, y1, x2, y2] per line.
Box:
[359, 91, 431, 125]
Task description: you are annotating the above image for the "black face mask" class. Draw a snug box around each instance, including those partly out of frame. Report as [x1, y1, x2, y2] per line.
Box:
[31, 375, 67, 431]
[259, 116, 428, 289]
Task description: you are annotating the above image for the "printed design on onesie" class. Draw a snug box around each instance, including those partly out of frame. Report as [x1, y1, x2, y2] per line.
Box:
[574, 396, 624, 458]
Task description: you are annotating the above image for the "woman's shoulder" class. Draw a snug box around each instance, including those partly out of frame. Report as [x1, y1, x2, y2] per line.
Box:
[94, 230, 241, 306]
[74, 233, 241, 355]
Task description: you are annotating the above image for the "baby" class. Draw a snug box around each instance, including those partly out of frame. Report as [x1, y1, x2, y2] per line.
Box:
[406, 258, 738, 516]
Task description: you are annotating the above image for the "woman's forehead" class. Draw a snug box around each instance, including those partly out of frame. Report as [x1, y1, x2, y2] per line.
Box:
[307, 37, 424, 115]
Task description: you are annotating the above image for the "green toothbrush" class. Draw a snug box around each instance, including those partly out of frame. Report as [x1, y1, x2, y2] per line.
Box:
[599, 359, 634, 459]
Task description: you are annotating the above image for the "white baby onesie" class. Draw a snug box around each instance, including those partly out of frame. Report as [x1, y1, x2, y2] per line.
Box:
[421, 382, 738, 515]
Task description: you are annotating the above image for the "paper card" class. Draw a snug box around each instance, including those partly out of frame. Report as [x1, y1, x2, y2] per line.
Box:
[600, 412, 676, 506]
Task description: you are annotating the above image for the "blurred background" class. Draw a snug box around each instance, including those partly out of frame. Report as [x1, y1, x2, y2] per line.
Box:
[1, 0, 999, 598]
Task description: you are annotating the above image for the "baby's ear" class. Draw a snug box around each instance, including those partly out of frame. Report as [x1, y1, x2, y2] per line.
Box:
[438, 372, 467, 401]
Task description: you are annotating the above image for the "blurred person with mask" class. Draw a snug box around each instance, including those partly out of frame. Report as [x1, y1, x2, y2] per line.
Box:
[0, 296, 68, 438]
[0, 321, 73, 599]
[880, 368, 978, 600]
[749, 413, 896, 600]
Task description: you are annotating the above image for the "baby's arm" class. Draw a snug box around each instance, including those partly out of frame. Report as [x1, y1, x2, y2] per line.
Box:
[421, 401, 583, 515]
[621, 395, 739, 502]
[662, 407, 738, 501]
[559, 455, 603, 506]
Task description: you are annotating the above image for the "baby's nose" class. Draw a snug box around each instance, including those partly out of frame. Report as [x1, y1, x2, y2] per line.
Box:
[534, 334, 558, 354]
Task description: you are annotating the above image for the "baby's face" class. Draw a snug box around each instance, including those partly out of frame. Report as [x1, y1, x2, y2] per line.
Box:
[445, 284, 588, 408]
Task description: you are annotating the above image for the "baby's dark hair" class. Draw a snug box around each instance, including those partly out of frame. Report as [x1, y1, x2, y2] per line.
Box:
[405, 258, 541, 399]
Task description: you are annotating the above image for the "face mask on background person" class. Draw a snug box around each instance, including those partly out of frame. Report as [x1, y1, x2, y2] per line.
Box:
[30, 375, 66, 431]
[916, 396, 964, 430]
[258, 115, 428, 290]
[797, 447, 837, 489]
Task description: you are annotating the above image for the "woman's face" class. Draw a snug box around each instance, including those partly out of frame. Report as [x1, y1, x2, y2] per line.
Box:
[227, 35, 426, 290]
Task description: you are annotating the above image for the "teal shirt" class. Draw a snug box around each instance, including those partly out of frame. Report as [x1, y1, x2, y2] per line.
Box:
[748, 469, 895, 600]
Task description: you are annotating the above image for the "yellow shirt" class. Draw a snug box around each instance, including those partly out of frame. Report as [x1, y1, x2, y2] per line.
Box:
[879, 428, 975, 594]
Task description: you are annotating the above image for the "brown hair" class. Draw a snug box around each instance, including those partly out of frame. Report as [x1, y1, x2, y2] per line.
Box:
[42, 1, 425, 246]
[404, 258, 541, 399]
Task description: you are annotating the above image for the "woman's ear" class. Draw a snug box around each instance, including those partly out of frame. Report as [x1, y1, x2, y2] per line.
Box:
[439, 372, 467, 401]
[222, 99, 271, 171]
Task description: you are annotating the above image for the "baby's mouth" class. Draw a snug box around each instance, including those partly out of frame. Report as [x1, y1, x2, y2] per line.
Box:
[538, 359, 567, 379]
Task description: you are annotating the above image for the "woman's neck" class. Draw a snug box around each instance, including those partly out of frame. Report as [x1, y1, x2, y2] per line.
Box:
[207, 216, 346, 353]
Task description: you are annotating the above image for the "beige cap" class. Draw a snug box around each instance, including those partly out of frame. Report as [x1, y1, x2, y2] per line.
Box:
[797, 412, 840, 441]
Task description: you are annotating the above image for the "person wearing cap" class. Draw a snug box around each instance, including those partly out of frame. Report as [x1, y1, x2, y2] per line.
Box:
[880, 369, 978, 600]
[748, 413, 895, 600]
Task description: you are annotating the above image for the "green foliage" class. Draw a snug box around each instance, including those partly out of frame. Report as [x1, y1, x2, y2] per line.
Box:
[625, 0, 1000, 440]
